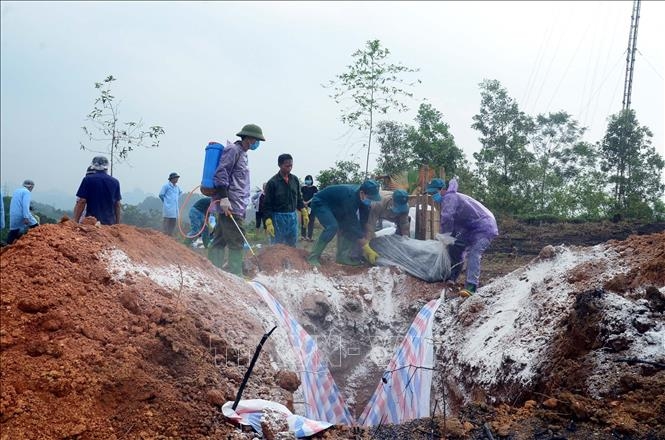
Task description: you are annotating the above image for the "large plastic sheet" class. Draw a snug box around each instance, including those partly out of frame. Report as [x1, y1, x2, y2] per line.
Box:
[370, 234, 453, 282]
[359, 298, 441, 426]
[248, 281, 354, 425]
[239, 282, 443, 432]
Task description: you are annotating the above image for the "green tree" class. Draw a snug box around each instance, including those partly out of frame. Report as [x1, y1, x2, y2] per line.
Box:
[599, 109, 665, 218]
[375, 120, 413, 176]
[408, 103, 464, 175]
[137, 195, 163, 213]
[121, 204, 162, 229]
[316, 160, 364, 189]
[529, 111, 586, 213]
[559, 142, 612, 220]
[471, 79, 535, 214]
[325, 40, 420, 176]
[81, 75, 165, 175]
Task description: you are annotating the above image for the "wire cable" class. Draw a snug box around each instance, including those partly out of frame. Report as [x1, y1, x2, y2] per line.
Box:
[579, 2, 609, 124]
[530, 10, 570, 114]
[586, 5, 623, 128]
[522, 6, 558, 110]
[636, 49, 664, 80]
[546, 17, 592, 110]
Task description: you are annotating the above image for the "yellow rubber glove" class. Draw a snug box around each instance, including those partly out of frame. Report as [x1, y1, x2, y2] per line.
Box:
[301, 208, 310, 227]
[265, 218, 275, 238]
[362, 242, 379, 265]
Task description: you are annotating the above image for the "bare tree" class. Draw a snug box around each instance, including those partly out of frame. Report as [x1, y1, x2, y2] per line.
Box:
[325, 40, 420, 177]
[80, 75, 165, 175]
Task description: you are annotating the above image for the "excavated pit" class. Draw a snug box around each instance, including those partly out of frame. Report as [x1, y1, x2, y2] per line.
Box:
[1, 220, 664, 439]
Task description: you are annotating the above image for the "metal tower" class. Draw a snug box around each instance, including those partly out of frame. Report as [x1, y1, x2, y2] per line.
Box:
[622, 0, 641, 110]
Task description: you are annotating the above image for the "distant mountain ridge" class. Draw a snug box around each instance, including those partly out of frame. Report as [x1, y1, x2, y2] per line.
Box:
[32, 188, 156, 210]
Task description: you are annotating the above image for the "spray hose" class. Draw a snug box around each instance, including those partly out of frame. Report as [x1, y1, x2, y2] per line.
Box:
[177, 185, 217, 240]
[177, 186, 259, 259]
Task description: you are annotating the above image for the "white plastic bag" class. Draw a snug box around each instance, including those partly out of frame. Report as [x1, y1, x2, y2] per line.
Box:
[370, 235, 452, 282]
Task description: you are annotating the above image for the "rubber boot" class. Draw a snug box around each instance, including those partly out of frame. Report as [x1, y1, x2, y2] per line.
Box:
[208, 246, 225, 269]
[447, 242, 466, 282]
[336, 235, 362, 266]
[227, 248, 244, 276]
[307, 238, 328, 266]
[459, 282, 476, 298]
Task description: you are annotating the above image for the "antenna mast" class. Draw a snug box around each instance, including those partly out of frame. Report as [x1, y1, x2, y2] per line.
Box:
[622, 0, 641, 110]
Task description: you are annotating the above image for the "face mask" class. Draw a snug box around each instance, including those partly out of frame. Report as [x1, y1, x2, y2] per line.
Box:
[432, 192, 443, 203]
[305, 180, 313, 186]
[361, 198, 372, 206]
[250, 140, 260, 150]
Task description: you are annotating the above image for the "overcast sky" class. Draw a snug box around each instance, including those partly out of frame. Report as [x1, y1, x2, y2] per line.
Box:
[1, 1, 663, 204]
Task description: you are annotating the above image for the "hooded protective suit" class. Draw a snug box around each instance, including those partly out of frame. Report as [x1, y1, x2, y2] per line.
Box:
[437, 178, 498, 287]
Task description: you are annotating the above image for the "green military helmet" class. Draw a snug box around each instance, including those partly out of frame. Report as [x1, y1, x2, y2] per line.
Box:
[236, 124, 266, 141]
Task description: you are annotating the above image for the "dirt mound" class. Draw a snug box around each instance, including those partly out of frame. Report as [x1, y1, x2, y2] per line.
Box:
[0, 220, 291, 439]
[251, 244, 312, 273]
[2, 220, 664, 439]
[431, 232, 665, 439]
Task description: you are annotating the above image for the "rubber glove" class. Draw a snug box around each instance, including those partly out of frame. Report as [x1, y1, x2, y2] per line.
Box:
[301, 208, 310, 226]
[219, 197, 232, 216]
[265, 218, 275, 238]
[362, 242, 379, 265]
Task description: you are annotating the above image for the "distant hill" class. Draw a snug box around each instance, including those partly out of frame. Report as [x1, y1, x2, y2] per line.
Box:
[122, 188, 155, 205]
[32, 190, 77, 211]
[31, 188, 156, 210]
[137, 196, 163, 213]
[7, 191, 209, 228]
[31, 201, 70, 223]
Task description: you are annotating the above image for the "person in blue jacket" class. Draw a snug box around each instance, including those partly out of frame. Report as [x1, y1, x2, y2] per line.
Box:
[159, 172, 183, 236]
[186, 196, 212, 248]
[307, 179, 382, 267]
[427, 177, 498, 297]
[1, 190, 5, 231]
[7, 179, 39, 244]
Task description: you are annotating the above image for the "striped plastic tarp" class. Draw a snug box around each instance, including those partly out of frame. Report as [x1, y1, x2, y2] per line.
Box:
[358, 298, 441, 426]
[243, 282, 441, 431]
[249, 281, 355, 425]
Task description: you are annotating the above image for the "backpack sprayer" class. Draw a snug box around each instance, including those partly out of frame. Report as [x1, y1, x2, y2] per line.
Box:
[176, 142, 260, 265]
[176, 141, 224, 240]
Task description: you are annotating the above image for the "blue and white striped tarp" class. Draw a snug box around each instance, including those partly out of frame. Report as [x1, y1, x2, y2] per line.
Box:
[358, 298, 441, 426]
[233, 282, 441, 434]
[249, 281, 354, 425]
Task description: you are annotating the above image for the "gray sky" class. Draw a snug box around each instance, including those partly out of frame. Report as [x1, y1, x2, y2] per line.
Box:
[1, 1, 663, 204]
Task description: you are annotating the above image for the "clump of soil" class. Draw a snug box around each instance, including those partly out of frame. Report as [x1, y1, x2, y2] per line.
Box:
[250, 244, 311, 273]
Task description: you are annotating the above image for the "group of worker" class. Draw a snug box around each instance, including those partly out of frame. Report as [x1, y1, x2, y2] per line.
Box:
[1, 123, 498, 297]
[196, 123, 498, 297]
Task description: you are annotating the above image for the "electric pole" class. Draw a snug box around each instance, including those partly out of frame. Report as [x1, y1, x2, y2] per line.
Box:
[622, 0, 641, 110]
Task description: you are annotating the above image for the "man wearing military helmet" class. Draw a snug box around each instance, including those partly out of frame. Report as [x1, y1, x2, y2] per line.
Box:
[208, 124, 265, 276]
